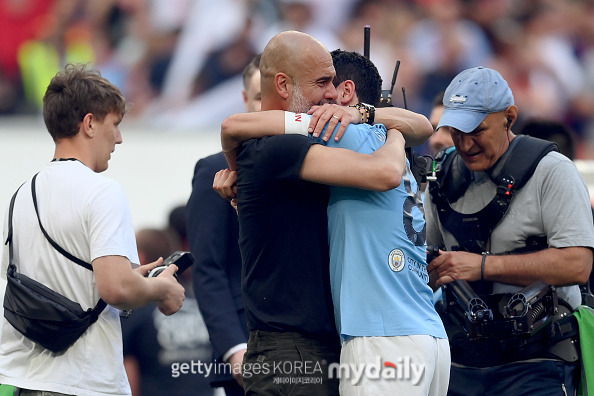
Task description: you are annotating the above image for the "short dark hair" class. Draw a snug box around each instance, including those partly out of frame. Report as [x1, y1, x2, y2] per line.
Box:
[43, 63, 128, 142]
[331, 49, 382, 106]
[242, 53, 261, 90]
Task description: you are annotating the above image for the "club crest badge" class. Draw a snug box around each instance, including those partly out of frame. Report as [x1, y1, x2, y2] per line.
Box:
[388, 249, 405, 272]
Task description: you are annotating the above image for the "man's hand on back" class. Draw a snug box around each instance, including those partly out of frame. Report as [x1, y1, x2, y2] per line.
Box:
[308, 104, 360, 141]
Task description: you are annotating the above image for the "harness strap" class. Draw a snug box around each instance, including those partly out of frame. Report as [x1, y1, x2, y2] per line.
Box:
[429, 135, 558, 254]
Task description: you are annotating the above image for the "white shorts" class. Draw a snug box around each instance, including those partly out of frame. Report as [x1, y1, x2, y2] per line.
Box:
[339, 335, 450, 396]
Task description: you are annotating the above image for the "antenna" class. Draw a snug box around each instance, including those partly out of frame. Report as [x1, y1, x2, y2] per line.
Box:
[379, 60, 400, 108]
[391, 60, 401, 96]
[402, 86, 414, 168]
[363, 25, 371, 59]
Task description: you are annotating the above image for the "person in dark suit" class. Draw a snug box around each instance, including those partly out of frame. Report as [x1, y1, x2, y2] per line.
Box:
[185, 54, 260, 395]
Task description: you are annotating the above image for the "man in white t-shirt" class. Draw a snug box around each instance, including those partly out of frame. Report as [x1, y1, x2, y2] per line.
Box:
[0, 64, 185, 396]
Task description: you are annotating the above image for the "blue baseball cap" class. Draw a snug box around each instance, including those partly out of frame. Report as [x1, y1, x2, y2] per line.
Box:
[437, 67, 514, 133]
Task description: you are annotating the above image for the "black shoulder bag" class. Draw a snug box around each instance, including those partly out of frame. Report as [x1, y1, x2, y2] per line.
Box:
[3, 174, 106, 353]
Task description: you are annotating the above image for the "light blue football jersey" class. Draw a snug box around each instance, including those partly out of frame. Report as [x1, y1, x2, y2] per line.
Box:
[313, 121, 447, 341]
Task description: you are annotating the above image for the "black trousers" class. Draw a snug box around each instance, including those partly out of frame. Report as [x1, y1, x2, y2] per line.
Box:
[243, 330, 340, 396]
[447, 360, 578, 396]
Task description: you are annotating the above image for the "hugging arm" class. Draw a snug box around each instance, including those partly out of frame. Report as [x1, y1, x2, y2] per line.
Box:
[374, 107, 433, 147]
[300, 128, 407, 191]
[220, 107, 357, 169]
[308, 104, 433, 147]
[220, 111, 286, 170]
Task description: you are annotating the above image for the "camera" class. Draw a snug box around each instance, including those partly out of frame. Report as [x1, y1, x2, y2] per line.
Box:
[147, 251, 194, 278]
[427, 245, 440, 263]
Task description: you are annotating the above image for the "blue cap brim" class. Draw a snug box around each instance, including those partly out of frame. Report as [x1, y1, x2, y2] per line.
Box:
[436, 108, 489, 133]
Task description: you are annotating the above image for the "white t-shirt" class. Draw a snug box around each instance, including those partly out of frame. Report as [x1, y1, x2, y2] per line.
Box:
[0, 160, 140, 396]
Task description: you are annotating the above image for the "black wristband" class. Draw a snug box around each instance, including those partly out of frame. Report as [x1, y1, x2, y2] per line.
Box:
[481, 252, 489, 281]
[366, 104, 375, 124]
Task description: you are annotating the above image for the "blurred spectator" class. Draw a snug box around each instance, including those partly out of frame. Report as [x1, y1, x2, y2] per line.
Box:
[0, 0, 57, 113]
[191, 20, 257, 97]
[122, 226, 213, 396]
[0, 0, 593, 155]
[427, 91, 454, 156]
[135, 228, 181, 265]
[2, 1, 90, 111]
[519, 119, 577, 160]
[255, 0, 344, 53]
[338, 0, 414, 102]
[406, 0, 493, 117]
[156, 0, 248, 109]
[167, 204, 190, 250]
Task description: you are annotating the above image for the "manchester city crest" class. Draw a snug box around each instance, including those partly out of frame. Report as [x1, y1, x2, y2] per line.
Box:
[388, 249, 405, 272]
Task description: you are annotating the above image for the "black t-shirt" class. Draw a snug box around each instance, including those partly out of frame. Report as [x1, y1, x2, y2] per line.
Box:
[236, 134, 337, 338]
[121, 298, 214, 396]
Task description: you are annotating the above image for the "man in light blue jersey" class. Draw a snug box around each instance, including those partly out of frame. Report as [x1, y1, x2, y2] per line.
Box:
[215, 48, 448, 395]
[310, 50, 449, 396]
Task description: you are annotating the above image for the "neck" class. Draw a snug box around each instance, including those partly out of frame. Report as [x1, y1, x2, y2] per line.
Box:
[261, 97, 287, 111]
[53, 140, 91, 169]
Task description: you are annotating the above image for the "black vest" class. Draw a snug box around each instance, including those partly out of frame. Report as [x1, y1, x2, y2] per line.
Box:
[428, 135, 558, 294]
[429, 135, 557, 254]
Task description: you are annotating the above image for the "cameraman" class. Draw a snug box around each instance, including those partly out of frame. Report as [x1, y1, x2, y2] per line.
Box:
[0, 64, 185, 396]
[425, 66, 594, 395]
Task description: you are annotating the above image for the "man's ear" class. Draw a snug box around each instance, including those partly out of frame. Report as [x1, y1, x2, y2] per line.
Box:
[275, 73, 290, 100]
[337, 80, 356, 106]
[242, 89, 249, 112]
[81, 113, 94, 138]
[504, 105, 518, 130]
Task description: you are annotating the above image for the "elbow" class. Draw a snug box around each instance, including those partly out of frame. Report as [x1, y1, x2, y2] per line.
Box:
[575, 261, 592, 285]
[375, 166, 403, 191]
[221, 116, 238, 140]
[99, 284, 132, 309]
[220, 114, 247, 149]
[574, 248, 593, 285]
[558, 248, 593, 285]
[420, 116, 433, 139]
[405, 115, 433, 147]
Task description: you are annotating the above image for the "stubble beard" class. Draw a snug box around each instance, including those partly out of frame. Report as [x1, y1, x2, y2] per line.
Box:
[288, 82, 334, 113]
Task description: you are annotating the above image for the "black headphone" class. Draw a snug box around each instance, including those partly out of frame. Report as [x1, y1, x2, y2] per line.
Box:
[506, 117, 512, 130]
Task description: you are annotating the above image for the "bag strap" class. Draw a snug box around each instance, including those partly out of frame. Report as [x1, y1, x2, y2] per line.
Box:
[28, 173, 107, 317]
[6, 183, 24, 276]
[31, 173, 93, 271]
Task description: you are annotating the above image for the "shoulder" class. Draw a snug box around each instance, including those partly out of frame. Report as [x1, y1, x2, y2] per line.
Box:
[528, 151, 589, 197]
[324, 123, 387, 151]
[84, 173, 128, 206]
[536, 151, 579, 177]
[56, 163, 125, 199]
[193, 151, 227, 177]
[197, 151, 227, 168]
